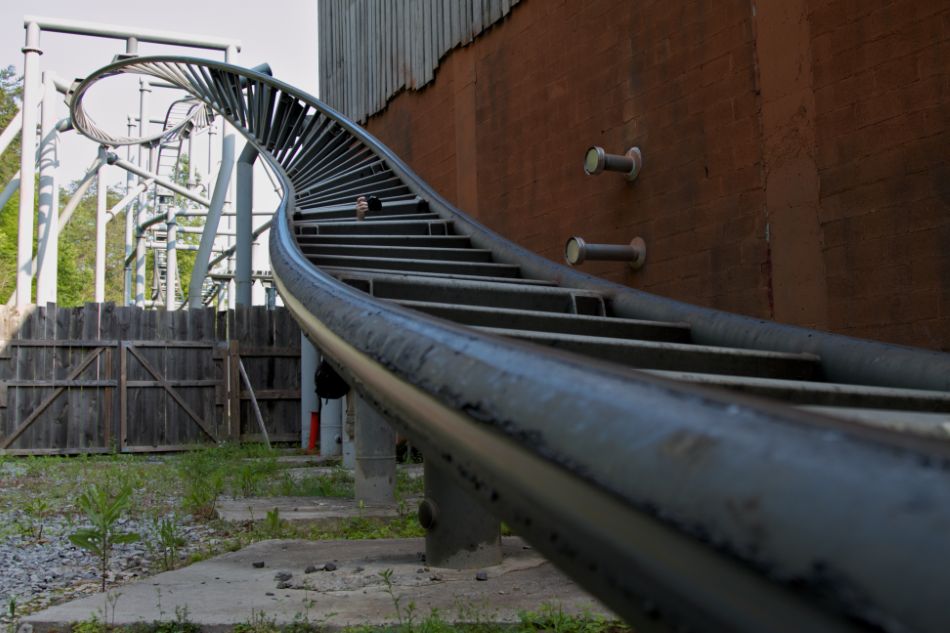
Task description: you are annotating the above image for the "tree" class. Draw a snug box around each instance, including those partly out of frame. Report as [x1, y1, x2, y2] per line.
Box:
[0, 65, 23, 302]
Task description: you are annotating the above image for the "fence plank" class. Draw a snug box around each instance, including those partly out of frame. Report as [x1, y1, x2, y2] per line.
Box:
[119, 341, 128, 450]
[54, 305, 72, 449]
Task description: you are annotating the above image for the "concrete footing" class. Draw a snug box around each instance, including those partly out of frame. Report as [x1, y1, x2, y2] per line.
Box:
[23, 538, 613, 632]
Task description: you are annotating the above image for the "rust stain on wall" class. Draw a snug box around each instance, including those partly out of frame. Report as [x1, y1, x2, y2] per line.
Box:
[361, 0, 950, 352]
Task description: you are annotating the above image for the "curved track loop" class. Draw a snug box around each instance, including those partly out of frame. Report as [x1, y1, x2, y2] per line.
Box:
[71, 58, 950, 633]
[70, 85, 210, 148]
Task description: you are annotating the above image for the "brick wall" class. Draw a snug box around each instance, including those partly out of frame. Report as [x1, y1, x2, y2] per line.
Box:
[362, 0, 950, 351]
[809, 0, 950, 349]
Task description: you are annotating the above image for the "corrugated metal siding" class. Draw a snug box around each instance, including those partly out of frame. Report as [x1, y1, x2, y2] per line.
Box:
[318, 0, 520, 122]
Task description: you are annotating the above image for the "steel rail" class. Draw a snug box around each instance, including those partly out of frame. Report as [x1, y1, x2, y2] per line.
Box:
[70, 56, 950, 633]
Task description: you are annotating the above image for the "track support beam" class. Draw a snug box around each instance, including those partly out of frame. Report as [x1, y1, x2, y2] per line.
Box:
[354, 394, 396, 505]
[419, 458, 501, 569]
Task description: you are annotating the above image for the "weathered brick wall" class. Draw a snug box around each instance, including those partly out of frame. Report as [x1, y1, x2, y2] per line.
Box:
[809, 0, 950, 349]
[362, 0, 950, 351]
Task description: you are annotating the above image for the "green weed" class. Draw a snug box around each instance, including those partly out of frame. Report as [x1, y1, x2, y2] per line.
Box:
[176, 450, 226, 520]
[274, 466, 353, 498]
[69, 485, 140, 592]
[146, 516, 186, 571]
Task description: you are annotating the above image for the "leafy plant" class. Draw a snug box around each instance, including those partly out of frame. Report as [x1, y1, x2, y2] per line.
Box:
[379, 568, 416, 631]
[263, 508, 283, 539]
[17, 497, 51, 541]
[5, 596, 17, 633]
[275, 465, 353, 498]
[233, 609, 280, 633]
[71, 613, 103, 633]
[517, 604, 627, 633]
[177, 450, 225, 520]
[148, 516, 186, 571]
[236, 463, 264, 498]
[68, 484, 140, 592]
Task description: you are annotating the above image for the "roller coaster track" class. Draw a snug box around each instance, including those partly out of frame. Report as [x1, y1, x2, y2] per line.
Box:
[151, 98, 212, 306]
[70, 57, 950, 633]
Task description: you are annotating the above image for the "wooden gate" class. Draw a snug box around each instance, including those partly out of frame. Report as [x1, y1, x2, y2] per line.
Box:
[0, 304, 301, 455]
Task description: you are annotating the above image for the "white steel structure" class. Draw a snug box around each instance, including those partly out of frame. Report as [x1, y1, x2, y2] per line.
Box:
[5, 16, 274, 311]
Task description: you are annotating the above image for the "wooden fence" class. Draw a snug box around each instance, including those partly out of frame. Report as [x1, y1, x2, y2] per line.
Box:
[0, 304, 302, 455]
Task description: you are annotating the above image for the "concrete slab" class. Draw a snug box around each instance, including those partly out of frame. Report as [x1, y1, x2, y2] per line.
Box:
[269, 454, 339, 467]
[283, 464, 423, 483]
[215, 497, 421, 525]
[24, 538, 613, 631]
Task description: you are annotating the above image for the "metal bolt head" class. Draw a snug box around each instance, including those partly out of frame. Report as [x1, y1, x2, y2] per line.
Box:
[629, 237, 647, 270]
[564, 236, 587, 266]
[584, 146, 606, 175]
[418, 498, 439, 530]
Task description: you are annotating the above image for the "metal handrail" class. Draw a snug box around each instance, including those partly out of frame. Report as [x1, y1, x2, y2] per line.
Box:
[70, 56, 950, 633]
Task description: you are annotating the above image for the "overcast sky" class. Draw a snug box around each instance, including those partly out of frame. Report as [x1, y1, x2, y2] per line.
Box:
[0, 0, 319, 183]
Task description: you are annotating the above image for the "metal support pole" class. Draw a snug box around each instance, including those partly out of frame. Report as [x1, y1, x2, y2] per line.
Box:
[124, 115, 135, 305]
[35, 73, 59, 304]
[0, 174, 20, 211]
[0, 110, 22, 157]
[166, 204, 178, 309]
[224, 46, 238, 308]
[342, 395, 355, 469]
[187, 134, 195, 185]
[134, 79, 150, 307]
[106, 155, 210, 207]
[16, 21, 41, 308]
[321, 396, 343, 458]
[94, 162, 107, 303]
[188, 134, 234, 308]
[419, 459, 502, 569]
[58, 158, 103, 227]
[109, 181, 149, 221]
[24, 15, 240, 53]
[300, 336, 318, 448]
[354, 395, 396, 505]
[236, 143, 258, 306]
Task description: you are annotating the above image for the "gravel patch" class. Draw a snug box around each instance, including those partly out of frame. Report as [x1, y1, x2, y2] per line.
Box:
[0, 506, 218, 626]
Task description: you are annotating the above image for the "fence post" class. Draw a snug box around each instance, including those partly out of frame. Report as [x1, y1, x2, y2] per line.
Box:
[103, 346, 113, 450]
[228, 339, 241, 442]
[119, 341, 128, 451]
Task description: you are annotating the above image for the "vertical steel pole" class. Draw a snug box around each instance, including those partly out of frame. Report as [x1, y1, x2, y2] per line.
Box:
[16, 22, 41, 308]
[321, 397, 343, 457]
[187, 134, 194, 185]
[342, 395, 355, 469]
[419, 459, 502, 568]
[236, 143, 257, 306]
[94, 161, 106, 303]
[165, 204, 178, 309]
[188, 134, 234, 308]
[124, 116, 135, 305]
[354, 395, 396, 505]
[35, 72, 58, 305]
[134, 79, 150, 306]
[206, 124, 215, 175]
[223, 46, 238, 308]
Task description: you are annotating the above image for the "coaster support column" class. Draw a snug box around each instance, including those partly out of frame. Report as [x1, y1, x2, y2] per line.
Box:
[419, 458, 502, 568]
